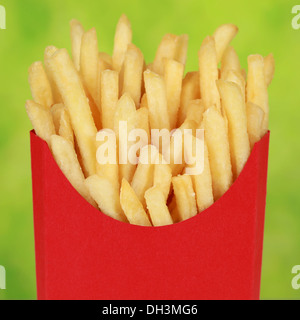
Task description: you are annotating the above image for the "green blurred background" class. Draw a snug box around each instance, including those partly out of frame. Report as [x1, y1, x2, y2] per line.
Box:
[0, 0, 299, 300]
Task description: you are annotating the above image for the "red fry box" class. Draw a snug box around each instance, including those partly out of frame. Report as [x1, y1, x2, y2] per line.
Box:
[30, 130, 270, 300]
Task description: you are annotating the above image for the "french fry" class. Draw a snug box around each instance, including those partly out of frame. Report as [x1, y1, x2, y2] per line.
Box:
[136, 107, 150, 146]
[153, 153, 172, 201]
[131, 145, 158, 208]
[140, 93, 148, 109]
[28, 61, 53, 108]
[48, 48, 97, 177]
[191, 142, 214, 212]
[122, 44, 144, 107]
[96, 129, 119, 193]
[246, 102, 265, 149]
[85, 175, 127, 222]
[217, 80, 250, 179]
[221, 46, 241, 79]
[164, 59, 184, 129]
[120, 179, 152, 226]
[213, 24, 238, 62]
[264, 53, 275, 86]
[70, 19, 84, 71]
[144, 70, 170, 131]
[167, 119, 198, 176]
[44, 46, 62, 104]
[175, 34, 189, 66]
[247, 54, 269, 134]
[178, 71, 200, 126]
[223, 69, 246, 103]
[101, 70, 119, 130]
[152, 34, 178, 75]
[59, 108, 75, 146]
[186, 99, 205, 124]
[51, 103, 65, 133]
[168, 195, 181, 223]
[99, 52, 113, 68]
[172, 175, 197, 221]
[50, 135, 96, 207]
[198, 37, 220, 110]
[203, 106, 232, 200]
[80, 28, 99, 107]
[25, 100, 55, 144]
[145, 186, 173, 226]
[114, 93, 137, 183]
[112, 14, 132, 72]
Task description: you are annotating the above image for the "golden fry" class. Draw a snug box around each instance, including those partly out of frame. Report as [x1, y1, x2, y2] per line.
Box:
[246, 102, 265, 149]
[70, 19, 85, 71]
[51, 135, 96, 207]
[213, 24, 238, 62]
[28, 61, 53, 108]
[203, 106, 232, 200]
[120, 179, 152, 226]
[25, 100, 55, 144]
[122, 44, 144, 107]
[198, 37, 220, 110]
[217, 80, 250, 179]
[164, 59, 184, 129]
[48, 49, 97, 176]
[112, 14, 132, 72]
[145, 186, 173, 226]
[85, 175, 127, 222]
[247, 54, 269, 134]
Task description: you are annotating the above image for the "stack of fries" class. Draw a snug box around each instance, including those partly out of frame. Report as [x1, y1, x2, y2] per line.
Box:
[26, 15, 274, 227]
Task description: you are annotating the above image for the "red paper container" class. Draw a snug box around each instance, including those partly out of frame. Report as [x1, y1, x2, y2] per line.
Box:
[30, 130, 270, 300]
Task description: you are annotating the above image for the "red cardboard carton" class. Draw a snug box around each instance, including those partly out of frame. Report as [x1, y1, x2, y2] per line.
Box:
[30, 130, 270, 300]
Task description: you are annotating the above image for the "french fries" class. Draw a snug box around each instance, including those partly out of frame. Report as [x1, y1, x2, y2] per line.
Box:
[26, 16, 273, 226]
[59, 108, 74, 146]
[191, 142, 214, 212]
[101, 70, 119, 130]
[144, 70, 170, 131]
[172, 175, 197, 221]
[48, 49, 98, 177]
[28, 62, 53, 108]
[178, 72, 200, 126]
[120, 179, 152, 226]
[145, 186, 173, 227]
[213, 24, 238, 62]
[198, 36, 220, 110]
[164, 59, 184, 129]
[217, 80, 250, 179]
[114, 93, 137, 184]
[44, 46, 62, 104]
[247, 54, 269, 134]
[80, 28, 99, 106]
[26, 100, 55, 144]
[221, 46, 241, 78]
[85, 175, 127, 222]
[246, 102, 265, 149]
[264, 53, 275, 87]
[152, 34, 178, 75]
[153, 154, 172, 201]
[203, 106, 232, 200]
[131, 145, 157, 208]
[112, 14, 132, 72]
[50, 135, 96, 207]
[122, 44, 144, 107]
[70, 19, 84, 71]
